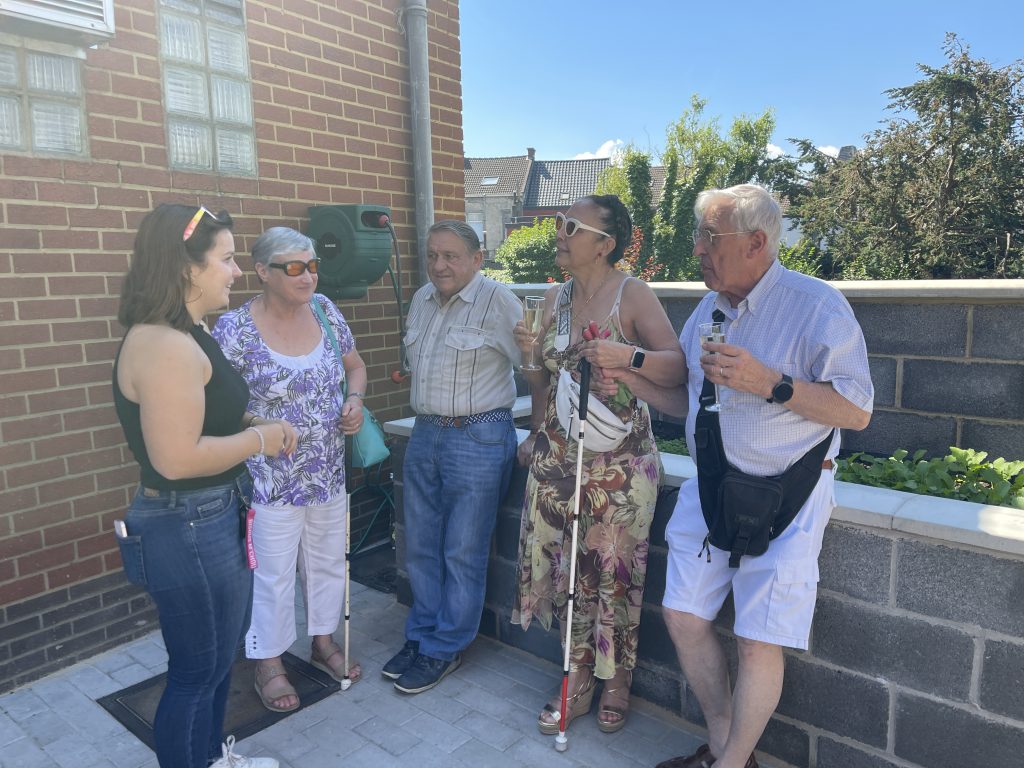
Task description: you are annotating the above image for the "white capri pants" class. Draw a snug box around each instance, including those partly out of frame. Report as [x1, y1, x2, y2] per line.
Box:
[245, 495, 348, 659]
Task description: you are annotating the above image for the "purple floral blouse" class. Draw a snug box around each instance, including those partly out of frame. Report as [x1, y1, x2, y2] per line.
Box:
[212, 294, 354, 506]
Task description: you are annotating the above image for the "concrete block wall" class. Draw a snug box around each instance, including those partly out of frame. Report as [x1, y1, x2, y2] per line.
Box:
[389, 442, 1024, 768]
[655, 283, 1024, 461]
[0, 0, 462, 692]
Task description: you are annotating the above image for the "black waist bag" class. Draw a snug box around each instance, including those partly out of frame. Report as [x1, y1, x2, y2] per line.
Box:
[695, 426, 833, 567]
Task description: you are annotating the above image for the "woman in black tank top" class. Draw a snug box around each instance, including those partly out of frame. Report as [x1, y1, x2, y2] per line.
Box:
[112, 204, 296, 768]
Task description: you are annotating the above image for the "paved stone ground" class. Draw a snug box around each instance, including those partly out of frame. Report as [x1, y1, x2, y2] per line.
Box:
[0, 582, 730, 768]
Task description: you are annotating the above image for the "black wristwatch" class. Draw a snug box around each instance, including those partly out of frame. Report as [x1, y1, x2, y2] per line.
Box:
[768, 373, 794, 404]
[629, 347, 646, 370]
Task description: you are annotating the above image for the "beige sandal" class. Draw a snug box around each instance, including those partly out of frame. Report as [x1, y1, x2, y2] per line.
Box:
[310, 639, 362, 685]
[537, 665, 596, 735]
[254, 661, 299, 713]
[597, 668, 632, 733]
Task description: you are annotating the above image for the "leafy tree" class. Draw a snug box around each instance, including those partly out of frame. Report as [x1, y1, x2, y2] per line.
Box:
[791, 35, 1024, 279]
[494, 217, 560, 283]
[777, 239, 822, 277]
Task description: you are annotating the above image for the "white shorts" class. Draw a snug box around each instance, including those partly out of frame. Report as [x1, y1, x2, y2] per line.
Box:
[662, 472, 835, 650]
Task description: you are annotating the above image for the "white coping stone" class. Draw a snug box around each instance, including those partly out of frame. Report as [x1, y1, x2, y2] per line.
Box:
[384, 410, 1024, 558]
[510, 280, 1024, 301]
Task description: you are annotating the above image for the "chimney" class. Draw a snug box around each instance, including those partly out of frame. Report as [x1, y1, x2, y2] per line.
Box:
[527, 147, 535, 160]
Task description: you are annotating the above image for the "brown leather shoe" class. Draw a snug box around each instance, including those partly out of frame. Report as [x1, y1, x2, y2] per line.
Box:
[654, 744, 759, 768]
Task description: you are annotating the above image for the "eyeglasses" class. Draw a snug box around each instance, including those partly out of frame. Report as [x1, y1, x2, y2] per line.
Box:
[267, 258, 320, 277]
[555, 212, 612, 239]
[183, 206, 216, 241]
[691, 227, 756, 247]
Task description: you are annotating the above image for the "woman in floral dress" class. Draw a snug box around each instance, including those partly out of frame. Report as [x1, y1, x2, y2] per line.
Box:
[213, 227, 366, 712]
[513, 196, 685, 735]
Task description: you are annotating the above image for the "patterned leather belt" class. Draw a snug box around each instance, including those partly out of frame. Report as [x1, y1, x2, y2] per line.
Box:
[417, 408, 512, 429]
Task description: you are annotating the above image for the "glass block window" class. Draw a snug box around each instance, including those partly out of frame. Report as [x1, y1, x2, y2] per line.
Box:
[158, 0, 255, 175]
[0, 44, 85, 155]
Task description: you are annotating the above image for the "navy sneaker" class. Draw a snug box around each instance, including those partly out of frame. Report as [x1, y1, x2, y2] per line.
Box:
[393, 653, 462, 694]
[381, 640, 419, 680]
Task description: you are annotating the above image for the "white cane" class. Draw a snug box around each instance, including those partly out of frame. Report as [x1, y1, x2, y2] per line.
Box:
[341, 489, 352, 691]
[555, 359, 592, 753]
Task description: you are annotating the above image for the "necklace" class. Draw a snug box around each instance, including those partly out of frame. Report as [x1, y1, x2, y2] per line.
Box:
[573, 270, 610, 321]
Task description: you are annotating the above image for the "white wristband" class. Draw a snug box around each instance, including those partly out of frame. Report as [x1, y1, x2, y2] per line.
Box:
[246, 426, 264, 456]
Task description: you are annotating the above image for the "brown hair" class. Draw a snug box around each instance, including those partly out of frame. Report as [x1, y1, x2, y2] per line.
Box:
[117, 204, 234, 331]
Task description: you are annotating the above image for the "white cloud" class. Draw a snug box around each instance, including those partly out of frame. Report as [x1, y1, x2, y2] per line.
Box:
[766, 143, 784, 159]
[818, 145, 840, 158]
[574, 139, 624, 160]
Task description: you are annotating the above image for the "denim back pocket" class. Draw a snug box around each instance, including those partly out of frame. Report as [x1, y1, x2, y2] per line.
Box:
[116, 534, 147, 586]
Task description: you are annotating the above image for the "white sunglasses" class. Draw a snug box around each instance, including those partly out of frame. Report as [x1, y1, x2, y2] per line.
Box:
[555, 212, 612, 239]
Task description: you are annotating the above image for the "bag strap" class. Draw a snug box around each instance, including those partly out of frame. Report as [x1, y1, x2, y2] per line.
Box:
[310, 297, 348, 397]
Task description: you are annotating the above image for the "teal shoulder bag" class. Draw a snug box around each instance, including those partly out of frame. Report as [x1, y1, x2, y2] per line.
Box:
[311, 298, 390, 469]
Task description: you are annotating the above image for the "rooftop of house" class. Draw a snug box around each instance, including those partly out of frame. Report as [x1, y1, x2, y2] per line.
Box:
[464, 154, 532, 198]
[522, 157, 611, 209]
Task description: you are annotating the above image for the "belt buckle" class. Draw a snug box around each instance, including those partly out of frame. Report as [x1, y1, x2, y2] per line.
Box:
[142, 487, 160, 497]
[452, 416, 466, 428]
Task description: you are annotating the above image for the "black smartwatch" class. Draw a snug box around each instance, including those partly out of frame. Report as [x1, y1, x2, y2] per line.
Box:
[629, 347, 646, 370]
[768, 373, 794, 404]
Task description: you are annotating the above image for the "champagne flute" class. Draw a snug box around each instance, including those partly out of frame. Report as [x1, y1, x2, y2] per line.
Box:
[521, 296, 544, 371]
[698, 321, 725, 412]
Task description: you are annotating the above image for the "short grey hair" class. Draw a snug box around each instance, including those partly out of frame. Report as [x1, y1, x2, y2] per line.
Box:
[428, 220, 480, 254]
[694, 184, 782, 260]
[251, 226, 316, 267]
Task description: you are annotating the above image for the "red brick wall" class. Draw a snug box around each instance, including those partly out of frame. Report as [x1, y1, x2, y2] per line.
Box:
[0, 0, 464, 690]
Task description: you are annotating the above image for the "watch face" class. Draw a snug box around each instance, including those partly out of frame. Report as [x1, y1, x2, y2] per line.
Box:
[631, 349, 645, 369]
[773, 375, 794, 403]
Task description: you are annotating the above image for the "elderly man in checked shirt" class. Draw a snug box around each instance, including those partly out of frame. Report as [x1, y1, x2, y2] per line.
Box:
[601, 184, 873, 768]
[383, 220, 521, 695]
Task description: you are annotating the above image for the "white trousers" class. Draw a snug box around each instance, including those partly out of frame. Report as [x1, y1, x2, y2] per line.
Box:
[244, 495, 348, 659]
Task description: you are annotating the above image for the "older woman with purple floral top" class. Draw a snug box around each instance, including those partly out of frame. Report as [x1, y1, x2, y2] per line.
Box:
[212, 227, 366, 712]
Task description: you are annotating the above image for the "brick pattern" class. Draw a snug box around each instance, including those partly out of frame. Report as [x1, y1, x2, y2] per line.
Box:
[0, 0, 462, 690]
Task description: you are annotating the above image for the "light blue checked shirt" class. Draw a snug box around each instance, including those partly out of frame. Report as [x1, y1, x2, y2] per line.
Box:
[681, 260, 874, 477]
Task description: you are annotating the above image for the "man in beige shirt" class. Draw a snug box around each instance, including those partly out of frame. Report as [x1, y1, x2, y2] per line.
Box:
[384, 220, 521, 694]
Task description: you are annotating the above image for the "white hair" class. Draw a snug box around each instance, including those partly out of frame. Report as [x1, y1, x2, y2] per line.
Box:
[251, 227, 316, 267]
[694, 184, 782, 259]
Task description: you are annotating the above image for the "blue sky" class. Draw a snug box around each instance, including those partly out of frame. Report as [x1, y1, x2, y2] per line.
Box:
[460, 0, 1021, 161]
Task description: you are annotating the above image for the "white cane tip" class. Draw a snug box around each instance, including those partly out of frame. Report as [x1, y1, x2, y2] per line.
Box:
[341, 678, 352, 691]
[554, 735, 568, 752]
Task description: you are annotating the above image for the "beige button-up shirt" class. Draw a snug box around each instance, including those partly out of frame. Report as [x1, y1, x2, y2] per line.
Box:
[406, 272, 521, 417]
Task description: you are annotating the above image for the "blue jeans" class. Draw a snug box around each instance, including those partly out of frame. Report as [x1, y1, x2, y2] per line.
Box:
[117, 475, 253, 768]
[403, 418, 516, 660]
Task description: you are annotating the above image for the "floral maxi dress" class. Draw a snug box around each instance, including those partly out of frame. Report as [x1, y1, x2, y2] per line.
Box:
[512, 287, 661, 681]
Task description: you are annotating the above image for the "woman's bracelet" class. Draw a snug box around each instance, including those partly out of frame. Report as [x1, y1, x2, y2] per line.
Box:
[347, 391, 364, 400]
[246, 426, 264, 456]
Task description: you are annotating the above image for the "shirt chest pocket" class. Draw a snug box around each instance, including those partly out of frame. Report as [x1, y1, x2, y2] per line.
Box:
[445, 326, 488, 352]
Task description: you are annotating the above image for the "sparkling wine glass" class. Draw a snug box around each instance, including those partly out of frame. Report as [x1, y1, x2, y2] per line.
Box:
[520, 296, 544, 371]
[698, 321, 725, 412]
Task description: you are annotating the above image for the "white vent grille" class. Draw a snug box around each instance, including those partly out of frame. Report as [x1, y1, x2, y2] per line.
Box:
[0, 0, 115, 44]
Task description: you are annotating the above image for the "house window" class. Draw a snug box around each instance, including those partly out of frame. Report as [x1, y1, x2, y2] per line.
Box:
[158, 0, 255, 175]
[0, 41, 85, 155]
[481, 176, 499, 186]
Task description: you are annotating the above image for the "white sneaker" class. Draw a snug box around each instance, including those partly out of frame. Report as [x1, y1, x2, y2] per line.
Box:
[208, 735, 279, 768]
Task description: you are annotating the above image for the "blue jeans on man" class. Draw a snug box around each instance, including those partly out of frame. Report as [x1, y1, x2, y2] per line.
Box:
[390, 416, 516, 692]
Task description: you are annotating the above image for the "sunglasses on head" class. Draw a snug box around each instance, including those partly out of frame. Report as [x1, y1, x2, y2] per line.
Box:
[554, 211, 612, 239]
[183, 206, 217, 241]
[267, 258, 320, 277]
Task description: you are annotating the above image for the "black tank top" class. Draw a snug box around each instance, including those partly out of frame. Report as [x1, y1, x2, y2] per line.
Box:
[113, 325, 250, 491]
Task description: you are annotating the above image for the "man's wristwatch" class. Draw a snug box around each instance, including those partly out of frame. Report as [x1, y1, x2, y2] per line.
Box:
[767, 374, 794, 404]
[629, 347, 646, 370]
